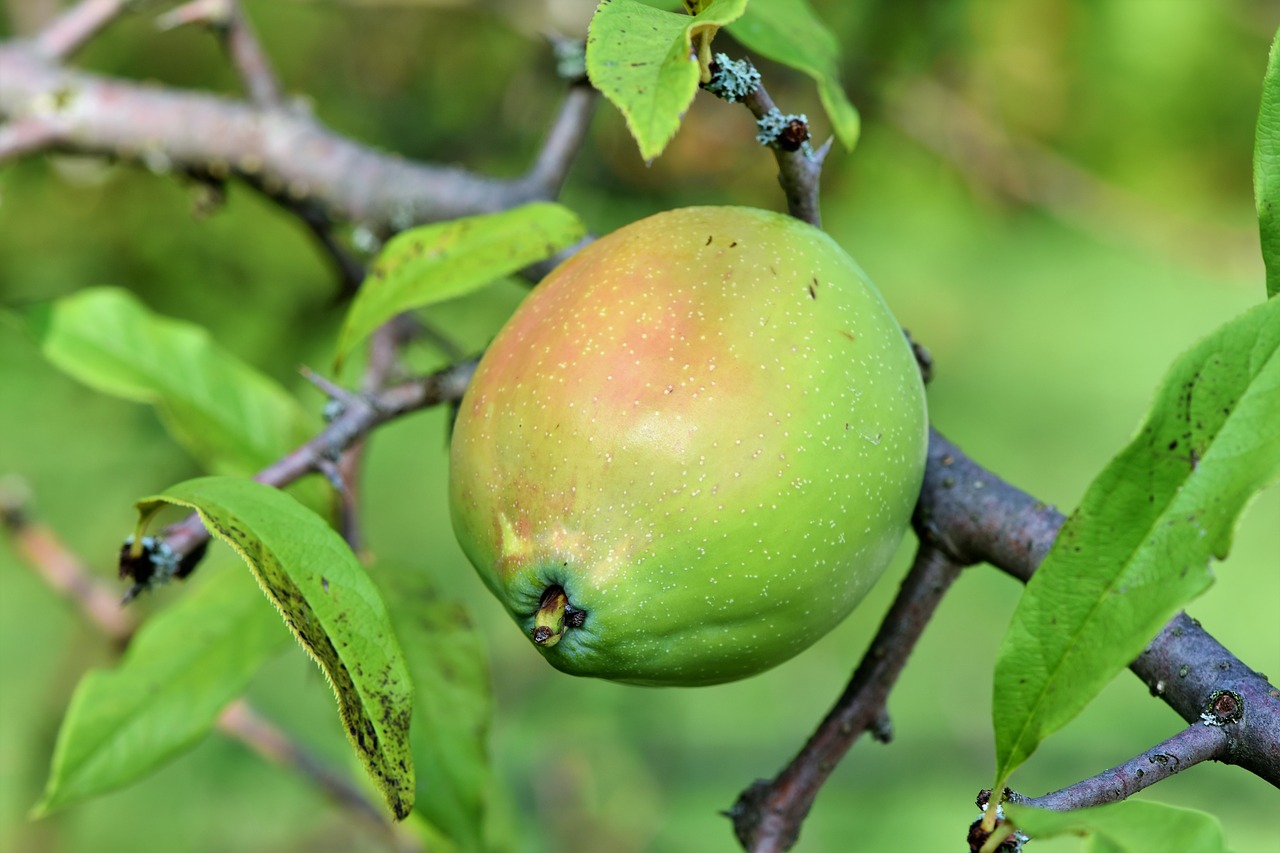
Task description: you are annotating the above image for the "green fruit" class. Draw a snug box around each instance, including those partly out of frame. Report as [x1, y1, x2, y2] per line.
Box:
[449, 206, 927, 686]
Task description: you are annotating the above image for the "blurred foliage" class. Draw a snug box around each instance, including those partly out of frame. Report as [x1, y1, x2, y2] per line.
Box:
[1, 1, 1278, 852]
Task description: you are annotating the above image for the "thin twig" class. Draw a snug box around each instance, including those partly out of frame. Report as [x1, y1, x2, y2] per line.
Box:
[728, 545, 966, 852]
[519, 82, 597, 199]
[0, 481, 136, 646]
[157, 0, 284, 108]
[334, 317, 421, 555]
[1007, 722, 1229, 812]
[216, 699, 420, 850]
[153, 358, 477, 566]
[219, 0, 284, 107]
[30, 0, 125, 60]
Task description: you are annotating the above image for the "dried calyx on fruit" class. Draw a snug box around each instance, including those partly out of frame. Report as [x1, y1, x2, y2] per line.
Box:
[449, 206, 928, 686]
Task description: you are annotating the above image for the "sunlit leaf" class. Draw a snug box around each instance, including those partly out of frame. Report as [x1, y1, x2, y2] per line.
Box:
[1007, 800, 1230, 853]
[23, 287, 315, 476]
[586, 0, 748, 161]
[36, 568, 287, 815]
[335, 203, 585, 368]
[992, 297, 1280, 786]
[1255, 26, 1280, 298]
[377, 564, 493, 851]
[136, 476, 416, 819]
[728, 0, 860, 149]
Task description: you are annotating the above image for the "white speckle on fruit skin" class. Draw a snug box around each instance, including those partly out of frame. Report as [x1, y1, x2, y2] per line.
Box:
[450, 206, 926, 685]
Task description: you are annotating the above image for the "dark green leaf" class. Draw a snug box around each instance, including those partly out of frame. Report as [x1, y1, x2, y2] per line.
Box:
[1255, 26, 1280, 299]
[1007, 801, 1230, 853]
[135, 476, 416, 819]
[728, 0, 860, 149]
[36, 568, 287, 815]
[376, 564, 494, 851]
[586, 0, 748, 161]
[992, 297, 1280, 785]
[335, 203, 585, 368]
[23, 287, 315, 476]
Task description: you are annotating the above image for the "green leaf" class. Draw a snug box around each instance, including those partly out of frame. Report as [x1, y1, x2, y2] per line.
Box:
[335, 203, 585, 368]
[36, 568, 287, 815]
[586, 0, 748, 162]
[1006, 801, 1230, 853]
[1255, 26, 1280, 299]
[728, 0, 861, 150]
[992, 297, 1280, 786]
[135, 476, 416, 820]
[23, 287, 315, 476]
[376, 564, 494, 852]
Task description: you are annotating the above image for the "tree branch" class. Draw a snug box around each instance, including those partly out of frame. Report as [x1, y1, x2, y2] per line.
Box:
[141, 357, 477, 581]
[740, 80, 829, 228]
[30, 0, 126, 60]
[0, 478, 136, 646]
[0, 41, 586, 234]
[727, 545, 965, 852]
[0, 479, 415, 848]
[918, 430, 1280, 783]
[157, 0, 284, 108]
[1006, 722, 1229, 812]
[728, 428, 1280, 851]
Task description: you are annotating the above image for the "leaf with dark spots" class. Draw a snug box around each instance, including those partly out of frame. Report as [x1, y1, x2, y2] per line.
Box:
[991, 296, 1280, 787]
[135, 477, 416, 820]
[375, 564, 495, 849]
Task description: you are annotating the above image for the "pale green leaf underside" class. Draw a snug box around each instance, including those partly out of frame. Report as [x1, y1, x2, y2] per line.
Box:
[36, 568, 287, 815]
[24, 287, 314, 476]
[137, 476, 416, 820]
[992, 297, 1280, 785]
[728, 0, 860, 150]
[587, 0, 748, 161]
[1007, 801, 1230, 853]
[1255, 26, 1280, 299]
[336, 203, 585, 368]
[376, 564, 494, 851]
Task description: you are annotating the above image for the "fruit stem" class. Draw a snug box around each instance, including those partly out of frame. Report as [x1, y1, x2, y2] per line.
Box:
[532, 586, 569, 647]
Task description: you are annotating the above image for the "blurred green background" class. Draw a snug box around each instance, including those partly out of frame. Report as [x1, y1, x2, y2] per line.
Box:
[2, 1, 1278, 851]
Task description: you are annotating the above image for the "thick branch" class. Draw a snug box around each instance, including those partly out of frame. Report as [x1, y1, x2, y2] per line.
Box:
[730, 427, 1280, 851]
[0, 42, 583, 233]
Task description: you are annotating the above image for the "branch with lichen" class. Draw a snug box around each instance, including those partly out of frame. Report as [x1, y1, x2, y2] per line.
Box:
[729, 428, 1280, 852]
[3, 8, 1275, 851]
[0, 484, 419, 850]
